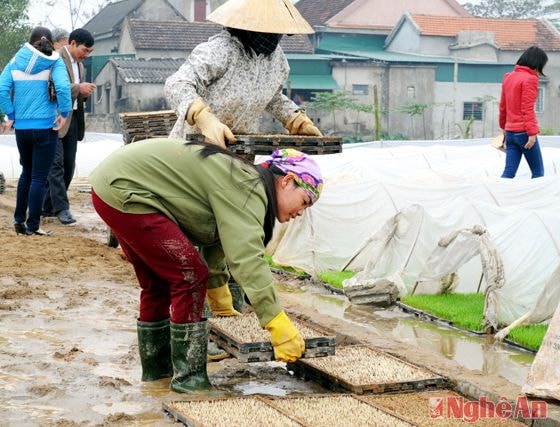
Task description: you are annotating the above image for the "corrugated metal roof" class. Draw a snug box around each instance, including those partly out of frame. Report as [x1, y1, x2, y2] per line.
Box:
[127, 19, 314, 53]
[411, 14, 560, 51]
[83, 0, 144, 36]
[110, 57, 184, 83]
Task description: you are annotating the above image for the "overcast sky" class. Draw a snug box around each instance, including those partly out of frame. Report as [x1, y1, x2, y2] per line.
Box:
[26, 0, 476, 32]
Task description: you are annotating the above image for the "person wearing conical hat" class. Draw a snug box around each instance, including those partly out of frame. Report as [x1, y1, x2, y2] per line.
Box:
[165, 0, 322, 147]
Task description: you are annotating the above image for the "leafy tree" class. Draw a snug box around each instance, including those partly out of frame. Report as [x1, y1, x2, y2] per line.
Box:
[0, 0, 32, 68]
[397, 102, 431, 139]
[306, 91, 355, 133]
[463, 0, 545, 18]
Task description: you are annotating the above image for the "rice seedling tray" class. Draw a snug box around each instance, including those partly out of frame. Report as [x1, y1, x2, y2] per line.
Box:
[208, 313, 335, 363]
[264, 393, 416, 426]
[396, 302, 488, 336]
[288, 345, 447, 394]
[163, 396, 309, 427]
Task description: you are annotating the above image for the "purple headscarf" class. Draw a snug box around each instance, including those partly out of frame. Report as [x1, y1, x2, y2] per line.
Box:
[261, 148, 323, 204]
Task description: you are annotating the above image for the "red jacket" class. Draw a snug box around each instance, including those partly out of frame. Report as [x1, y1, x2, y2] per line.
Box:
[499, 65, 540, 136]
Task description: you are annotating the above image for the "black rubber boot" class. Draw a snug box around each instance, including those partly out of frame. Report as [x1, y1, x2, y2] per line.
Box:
[170, 320, 213, 393]
[137, 318, 173, 381]
[202, 299, 213, 318]
[228, 280, 245, 313]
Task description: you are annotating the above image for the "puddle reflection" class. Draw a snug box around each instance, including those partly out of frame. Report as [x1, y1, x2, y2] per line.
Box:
[288, 288, 534, 387]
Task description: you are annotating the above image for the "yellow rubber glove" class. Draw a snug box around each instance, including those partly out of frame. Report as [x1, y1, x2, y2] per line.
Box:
[207, 285, 241, 317]
[285, 111, 323, 137]
[265, 311, 305, 362]
[187, 98, 237, 148]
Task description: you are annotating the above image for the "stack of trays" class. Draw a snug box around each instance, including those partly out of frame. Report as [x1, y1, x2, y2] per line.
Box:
[208, 312, 335, 363]
[119, 110, 177, 144]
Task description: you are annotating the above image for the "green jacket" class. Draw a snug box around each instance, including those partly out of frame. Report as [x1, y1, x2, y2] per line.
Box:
[90, 138, 281, 326]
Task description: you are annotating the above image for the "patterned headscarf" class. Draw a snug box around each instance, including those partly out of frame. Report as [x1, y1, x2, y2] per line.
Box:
[261, 148, 323, 204]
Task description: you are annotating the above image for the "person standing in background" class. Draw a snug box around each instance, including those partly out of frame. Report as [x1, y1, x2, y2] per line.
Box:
[43, 28, 96, 225]
[499, 46, 547, 179]
[51, 28, 69, 50]
[0, 26, 72, 235]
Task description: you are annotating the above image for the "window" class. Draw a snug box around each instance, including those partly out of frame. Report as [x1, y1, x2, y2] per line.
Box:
[352, 84, 369, 96]
[463, 102, 483, 120]
[407, 86, 415, 99]
[535, 86, 544, 113]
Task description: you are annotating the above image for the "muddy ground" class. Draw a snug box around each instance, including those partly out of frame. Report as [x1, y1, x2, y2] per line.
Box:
[0, 181, 556, 426]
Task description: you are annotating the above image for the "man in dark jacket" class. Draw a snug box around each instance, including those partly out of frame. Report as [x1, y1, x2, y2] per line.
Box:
[43, 28, 96, 224]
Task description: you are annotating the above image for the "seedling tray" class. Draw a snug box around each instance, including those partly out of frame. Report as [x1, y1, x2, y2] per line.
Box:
[288, 345, 447, 394]
[264, 393, 416, 426]
[208, 313, 335, 363]
[163, 396, 308, 427]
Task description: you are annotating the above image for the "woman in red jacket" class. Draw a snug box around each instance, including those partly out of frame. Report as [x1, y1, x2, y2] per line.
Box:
[499, 46, 548, 178]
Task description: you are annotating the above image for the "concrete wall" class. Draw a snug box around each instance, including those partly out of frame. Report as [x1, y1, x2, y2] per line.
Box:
[136, 0, 183, 20]
[387, 23, 420, 53]
[92, 36, 117, 56]
[386, 65, 435, 140]
[433, 82, 501, 139]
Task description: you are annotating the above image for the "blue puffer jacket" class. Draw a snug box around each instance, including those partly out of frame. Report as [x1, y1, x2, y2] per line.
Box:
[0, 42, 72, 130]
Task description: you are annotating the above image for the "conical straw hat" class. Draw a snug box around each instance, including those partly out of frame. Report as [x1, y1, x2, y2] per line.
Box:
[208, 0, 314, 34]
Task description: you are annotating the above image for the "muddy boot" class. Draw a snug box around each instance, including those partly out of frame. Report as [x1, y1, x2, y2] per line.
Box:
[170, 320, 213, 393]
[137, 318, 173, 381]
[202, 299, 214, 318]
[207, 340, 230, 362]
[228, 280, 245, 313]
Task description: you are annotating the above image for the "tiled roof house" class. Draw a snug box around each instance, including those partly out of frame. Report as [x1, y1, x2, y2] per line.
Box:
[119, 19, 314, 58]
[385, 14, 560, 61]
[296, 0, 468, 30]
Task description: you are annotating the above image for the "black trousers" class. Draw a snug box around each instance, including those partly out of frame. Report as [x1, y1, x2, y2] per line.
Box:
[43, 114, 78, 215]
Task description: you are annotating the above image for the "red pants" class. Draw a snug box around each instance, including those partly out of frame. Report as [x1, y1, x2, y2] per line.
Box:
[92, 190, 208, 323]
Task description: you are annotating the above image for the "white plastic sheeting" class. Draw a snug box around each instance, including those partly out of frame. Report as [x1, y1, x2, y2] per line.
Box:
[265, 141, 560, 328]
[0, 133, 123, 179]
[267, 144, 560, 274]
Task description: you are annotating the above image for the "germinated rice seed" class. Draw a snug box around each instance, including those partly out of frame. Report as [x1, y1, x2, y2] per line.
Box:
[209, 312, 327, 343]
[367, 391, 526, 427]
[303, 346, 433, 384]
[168, 399, 302, 427]
[271, 395, 411, 427]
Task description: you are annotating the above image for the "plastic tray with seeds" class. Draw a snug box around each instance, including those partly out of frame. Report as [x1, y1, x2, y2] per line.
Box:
[163, 396, 309, 427]
[264, 393, 417, 427]
[208, 312, 335, 362]
[288, 345, 448, 394]
[363, 390, 527, 427]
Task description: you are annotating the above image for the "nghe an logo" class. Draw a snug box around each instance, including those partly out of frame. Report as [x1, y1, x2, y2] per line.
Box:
[429, 396, 547, 423]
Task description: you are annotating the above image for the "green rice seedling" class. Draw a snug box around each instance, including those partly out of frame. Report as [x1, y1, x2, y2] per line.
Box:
[264, 255, 308, 276]
[317, 271, 357, 289]
[507, 324, 548, 351]
[401, 293, 485, 332]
